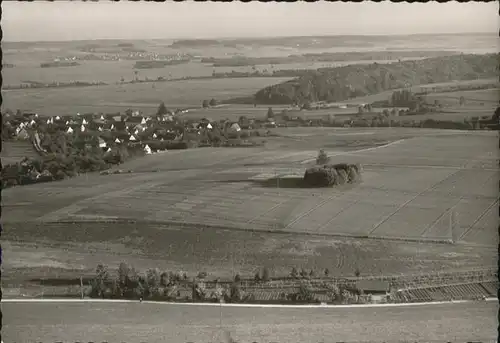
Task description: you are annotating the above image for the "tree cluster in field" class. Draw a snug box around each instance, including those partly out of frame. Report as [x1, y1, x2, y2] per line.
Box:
[202, 98, 218, 108]
[304, 154, 362, 187]
[88, 263, 366, 305]
[254, 53, 499, 105]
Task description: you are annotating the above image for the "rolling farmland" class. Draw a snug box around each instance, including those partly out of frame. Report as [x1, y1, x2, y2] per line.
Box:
[1, 77, 292, 116]
[4, 130, 495, 244]
[3, 300, 498, 342]
[2, 128, 498, 285]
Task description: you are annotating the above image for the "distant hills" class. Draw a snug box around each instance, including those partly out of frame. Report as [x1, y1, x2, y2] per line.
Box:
[253, 53, 499, 105]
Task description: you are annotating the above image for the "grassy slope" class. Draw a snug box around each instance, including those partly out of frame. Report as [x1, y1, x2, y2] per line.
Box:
[3, 302, 498, 342]
[254, 54, 499, 104]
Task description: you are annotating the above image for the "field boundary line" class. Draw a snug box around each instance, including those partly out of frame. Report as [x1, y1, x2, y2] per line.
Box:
[3, 297, 497, 308]
[458, 198, 499, 241]
[366, 168, 463, 237]
[419, 170, 498, 238]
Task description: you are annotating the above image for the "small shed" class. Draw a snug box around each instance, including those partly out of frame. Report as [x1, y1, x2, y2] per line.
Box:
[355, 280, 390, 295]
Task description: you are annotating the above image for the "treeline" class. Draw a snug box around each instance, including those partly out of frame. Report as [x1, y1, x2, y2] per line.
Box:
[133, 59, 190, 69]
[4, 80, 107, 90]
[40, 61, 80, 68]
[87, 263, 369, 305]
[254, 53, 499, 105]
[202, 50, 457, 67]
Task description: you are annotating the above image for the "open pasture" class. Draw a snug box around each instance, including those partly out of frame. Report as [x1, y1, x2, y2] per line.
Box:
[324, 78, 499, 107]
[3, 129, 497, 247]
[3, 60, 215, 85]
[3, 301, 498, 343]
[425, 88, 499, 105]
[2, 77, 292, 116]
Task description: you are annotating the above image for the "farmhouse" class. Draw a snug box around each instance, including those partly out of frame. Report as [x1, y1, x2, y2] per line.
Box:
[355, 280, 390, 298]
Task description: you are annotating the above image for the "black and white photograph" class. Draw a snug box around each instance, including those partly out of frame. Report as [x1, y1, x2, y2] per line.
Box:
[1, 1, 499, 342]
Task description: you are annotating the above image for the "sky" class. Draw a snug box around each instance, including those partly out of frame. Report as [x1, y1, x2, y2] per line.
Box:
[2, 1, 498, 42]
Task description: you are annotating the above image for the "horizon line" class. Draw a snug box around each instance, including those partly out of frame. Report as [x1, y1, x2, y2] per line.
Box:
[3, 31, 496, 44]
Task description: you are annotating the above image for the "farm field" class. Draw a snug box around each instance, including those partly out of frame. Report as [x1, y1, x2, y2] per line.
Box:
[3, 301, 498, 342]
[4, 130, 496, 244]
[1, 77, 292, 116]
[2, 128, 498, 287]
[319, 78, 499, 107]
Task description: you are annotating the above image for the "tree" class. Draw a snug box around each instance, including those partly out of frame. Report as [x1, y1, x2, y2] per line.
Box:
[209, 98, 217, 107]
[157, 102, 168, 116]
[234, 274, 241, 283]
[118, 262, 130, 290]
[90, 263, 110, 298]
[160, 271, 170, 287]
[290, 267, 298, 279]
[261, 267, 270, 282]
[459, 96, 466, 106]
[302, 102, 312, 110]
[300, 268, 309, 279]
[354, 267, 361, 277]
[266, 107, 274, 119]
[202, 100, 210, 108]
[324, 268, 330, 277]
[316, 149, 329, 165]
[254, 271, 261, 282]
[228, 282, 242, 302]
[309, 269, 315, 278]
[146, 268, 161, 297]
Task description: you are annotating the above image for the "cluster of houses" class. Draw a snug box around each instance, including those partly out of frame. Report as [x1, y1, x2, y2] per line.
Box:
[4, 109, 255, 156]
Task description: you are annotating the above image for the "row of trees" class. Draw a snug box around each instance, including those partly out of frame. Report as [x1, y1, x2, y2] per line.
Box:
[88, 263, 365, 304]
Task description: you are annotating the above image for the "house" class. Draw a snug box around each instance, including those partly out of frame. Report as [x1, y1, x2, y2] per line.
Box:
[115, 138, 121, 144]
[355, 280, 390, 296]
[144, 144, 152, 154]
[82, 119, 88, 125]
[80, 125, 86, 132]
[140, 117, 147, 125]
[129, 135, 137, 142]
[98, 137, 107, 148]
[67, 127, 74, 134]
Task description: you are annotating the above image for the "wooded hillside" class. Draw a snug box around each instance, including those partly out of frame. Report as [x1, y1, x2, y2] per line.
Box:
[254, 54, 499, 105]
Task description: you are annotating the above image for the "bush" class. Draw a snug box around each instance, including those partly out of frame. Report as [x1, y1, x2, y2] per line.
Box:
[316, 149, 329, 165]
[303, 163, 362, 187]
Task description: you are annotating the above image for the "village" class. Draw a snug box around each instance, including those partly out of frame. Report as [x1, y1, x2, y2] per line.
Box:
[1, 103, 294, 188]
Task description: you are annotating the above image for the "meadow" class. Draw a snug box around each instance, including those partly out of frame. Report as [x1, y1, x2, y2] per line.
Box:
[3, 301, 498, 342]
[1, 77, 292, 116]
[3, 128, 497, 291]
